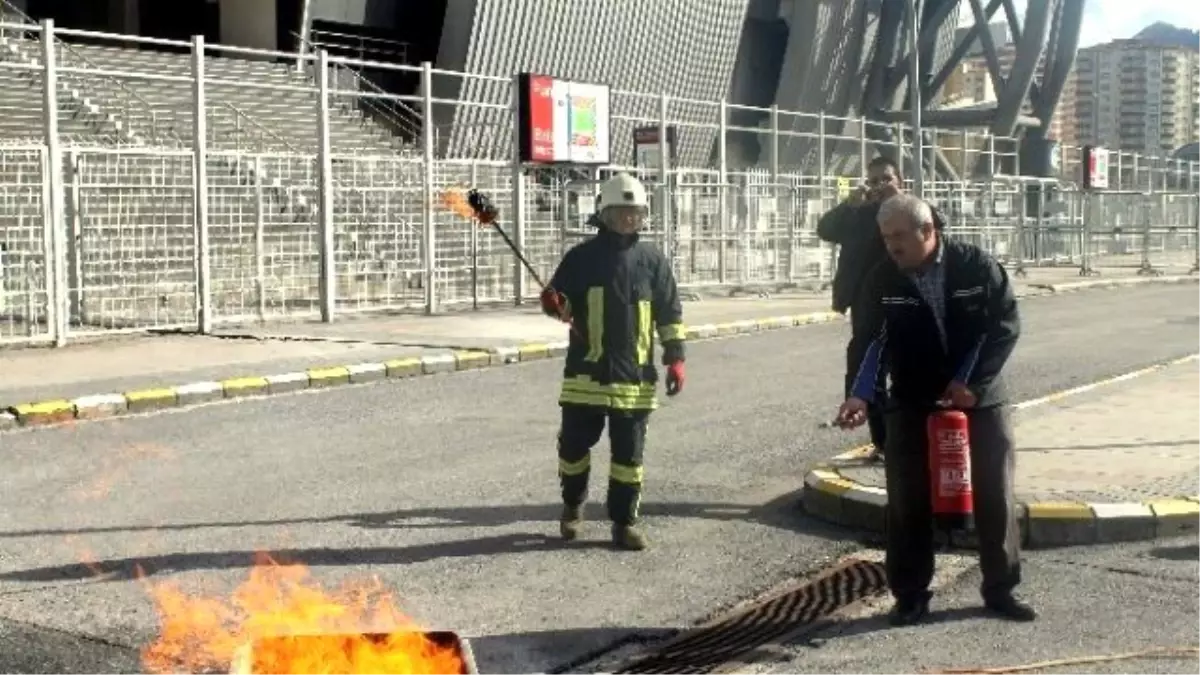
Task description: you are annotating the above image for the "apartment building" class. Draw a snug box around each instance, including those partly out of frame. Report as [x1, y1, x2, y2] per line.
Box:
[960, 42, 1079, 147]
[1074, 39, 1200, 156]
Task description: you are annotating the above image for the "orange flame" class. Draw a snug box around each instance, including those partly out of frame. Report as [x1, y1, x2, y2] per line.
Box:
[140, 553, 466, 674]
[440, 189, 480, 223]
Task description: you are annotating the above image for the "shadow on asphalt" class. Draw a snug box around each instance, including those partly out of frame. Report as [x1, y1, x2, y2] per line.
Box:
[0, 491, 872, 584]
[467, 626, 676, 674]
[803, 605, 989, 646]
[1148, 544, 1200, 561]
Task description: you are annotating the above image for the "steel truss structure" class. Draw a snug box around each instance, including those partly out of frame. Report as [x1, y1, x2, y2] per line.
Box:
[865, 0, 1084, 181]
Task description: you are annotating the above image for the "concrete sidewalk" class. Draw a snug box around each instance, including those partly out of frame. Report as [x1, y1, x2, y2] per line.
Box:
[803, 356, 1200, 547]
[1, 266, 1194, 431]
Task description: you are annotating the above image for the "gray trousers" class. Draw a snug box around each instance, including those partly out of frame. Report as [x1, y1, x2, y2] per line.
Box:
[883, 405, 1022, 604]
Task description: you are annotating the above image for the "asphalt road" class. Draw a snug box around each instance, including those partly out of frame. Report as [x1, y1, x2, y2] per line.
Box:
[760, 536, 1200, 674]
[0, 285, 1196, 674]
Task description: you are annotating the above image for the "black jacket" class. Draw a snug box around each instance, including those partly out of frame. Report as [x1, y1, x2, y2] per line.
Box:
[850, 237, 1020, 410]
[817, 200, 947, 315]
[548, 229, 685, 410]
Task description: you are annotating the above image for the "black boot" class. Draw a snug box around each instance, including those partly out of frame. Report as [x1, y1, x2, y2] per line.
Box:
[559, 504, 584, 541]
[887, 597, 930, 626]
[984, 594, 1037, 621]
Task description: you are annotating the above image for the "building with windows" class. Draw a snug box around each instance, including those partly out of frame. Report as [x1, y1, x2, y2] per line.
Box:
[958, 41, 1079, 148]
[1074, 39, 1200, 156]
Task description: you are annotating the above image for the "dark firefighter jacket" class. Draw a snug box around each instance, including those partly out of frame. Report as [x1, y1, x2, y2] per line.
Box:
[850, 236, 1020, 411]
[817, 200, 948, 315]
[548, 228, 686, 411]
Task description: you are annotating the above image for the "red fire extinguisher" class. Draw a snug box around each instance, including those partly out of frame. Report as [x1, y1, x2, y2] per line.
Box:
[927, 409, 974, 531]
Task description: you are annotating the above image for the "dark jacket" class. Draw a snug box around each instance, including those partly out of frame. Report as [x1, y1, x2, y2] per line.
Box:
[548, 228, 685, 410]
[817, 200, 947, 315]
[850, 236, 1020, 410]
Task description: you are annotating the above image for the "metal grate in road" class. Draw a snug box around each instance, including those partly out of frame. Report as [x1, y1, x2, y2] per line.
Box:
[615, 558, 888, 674]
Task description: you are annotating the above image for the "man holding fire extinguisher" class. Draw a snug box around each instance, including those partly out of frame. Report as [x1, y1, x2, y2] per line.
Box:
[835, 193, 1036, 626]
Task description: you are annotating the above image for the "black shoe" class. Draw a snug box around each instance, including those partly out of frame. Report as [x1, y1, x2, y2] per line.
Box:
[984, 595, 1038, 622]
[887, 599, 929, 626]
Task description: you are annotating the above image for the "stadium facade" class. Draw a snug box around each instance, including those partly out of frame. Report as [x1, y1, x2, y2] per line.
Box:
[6, 0, 1081, 178]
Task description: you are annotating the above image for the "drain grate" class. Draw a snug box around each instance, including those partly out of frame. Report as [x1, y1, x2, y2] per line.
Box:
[614, 558, 887, 674]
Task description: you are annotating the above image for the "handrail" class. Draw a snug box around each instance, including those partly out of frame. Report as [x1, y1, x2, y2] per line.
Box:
[0, 0, 185, 148]
[220, 101, 304, 154]
[309, 28, 410, 60]
[148, 100, 304, 154]
[291, 29, 421, 145]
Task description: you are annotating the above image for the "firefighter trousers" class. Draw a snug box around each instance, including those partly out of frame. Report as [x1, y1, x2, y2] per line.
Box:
[883, 405, 1021, 605]
[557, 403, 649, 527]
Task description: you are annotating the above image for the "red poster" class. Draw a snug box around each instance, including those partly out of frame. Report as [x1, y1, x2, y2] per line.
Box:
[527, 75, 556, 163]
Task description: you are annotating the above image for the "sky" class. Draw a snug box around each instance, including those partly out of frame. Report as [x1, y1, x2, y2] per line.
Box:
[957, 0, 1200, 47]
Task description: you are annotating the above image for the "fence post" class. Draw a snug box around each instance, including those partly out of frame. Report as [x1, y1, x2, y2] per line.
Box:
[858, 116, 867, 179]
[316, 49, 336, 321]
[421, 61, 437, 315]
[190, 35, 213, 334]
[40, 19, 67, 346]
[768, 105, 779, 287]
[66, 149, 83, 326]
[253, 155, 266, 322]
[509, 73, 527, 305]
[772, 105, 782, 283]
[658, 93, 673, 264]
[717, 97, 728, 285]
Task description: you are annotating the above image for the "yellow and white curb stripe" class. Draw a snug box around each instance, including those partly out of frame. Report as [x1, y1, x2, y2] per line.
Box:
[802, 354, 1200, 548]
[1, 310, 848, 432]
[1, 276, 1188, 432]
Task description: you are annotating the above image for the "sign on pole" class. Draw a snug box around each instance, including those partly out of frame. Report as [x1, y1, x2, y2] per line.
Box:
[632, 125, 677, 177]
[516, 73, 612, 165]
[1082, 145, 1109, 190]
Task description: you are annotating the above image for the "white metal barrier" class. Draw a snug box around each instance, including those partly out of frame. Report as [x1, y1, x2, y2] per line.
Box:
[0, 18, 1197, 346]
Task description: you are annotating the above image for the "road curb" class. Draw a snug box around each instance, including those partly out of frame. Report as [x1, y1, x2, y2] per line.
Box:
[1029, 274, 1198, 294]
[2, 310, 847, 431]
[801, 354, 1200, 548]
[2, 276, 1190, 432]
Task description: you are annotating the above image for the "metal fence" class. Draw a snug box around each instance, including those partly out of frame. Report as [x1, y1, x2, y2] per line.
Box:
[0, 18, 1198, 346]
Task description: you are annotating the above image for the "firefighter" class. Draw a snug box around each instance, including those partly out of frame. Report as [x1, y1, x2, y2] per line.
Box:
[539, 172, 686, 551]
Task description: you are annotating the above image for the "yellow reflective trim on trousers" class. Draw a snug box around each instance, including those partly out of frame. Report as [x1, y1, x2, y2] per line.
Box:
[658, 322, 686, 342]
[637, 300, 652, 365]
[585, 287, 605, 362]
[559, 455, 591, 476]
[559, 376, 657, 410]
[610, 462, 644, 485]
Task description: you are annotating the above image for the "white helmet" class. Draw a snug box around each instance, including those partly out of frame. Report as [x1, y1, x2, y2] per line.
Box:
[598, 172, 649, 211]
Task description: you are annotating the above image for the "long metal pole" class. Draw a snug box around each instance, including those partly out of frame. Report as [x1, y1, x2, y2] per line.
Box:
[907, 0, 924, 198]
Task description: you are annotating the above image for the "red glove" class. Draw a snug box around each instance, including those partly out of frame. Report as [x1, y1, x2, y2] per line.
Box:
[665, 362, 685, 396]
[539, 287, 571, 322]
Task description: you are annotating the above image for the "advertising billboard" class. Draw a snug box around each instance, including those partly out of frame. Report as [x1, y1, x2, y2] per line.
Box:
[517, 73, 612, 165]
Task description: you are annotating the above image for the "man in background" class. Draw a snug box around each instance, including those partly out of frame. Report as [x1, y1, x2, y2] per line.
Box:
[817, 157, 945, 460]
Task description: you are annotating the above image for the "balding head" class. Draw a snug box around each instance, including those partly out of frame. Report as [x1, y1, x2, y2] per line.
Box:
[877, 193, 934, 230]
[877, 194, 939, 270]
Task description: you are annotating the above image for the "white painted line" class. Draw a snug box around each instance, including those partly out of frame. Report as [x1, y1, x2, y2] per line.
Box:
[265, 372, 309, 385]
[846, 485, 888, 506]
[72, 393, 127, 409]
[173, 381, 223, 396]
[345, 362, 387, 376]
[1014, 353, 1199, 411]
[1090, 502, 1154, 519]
